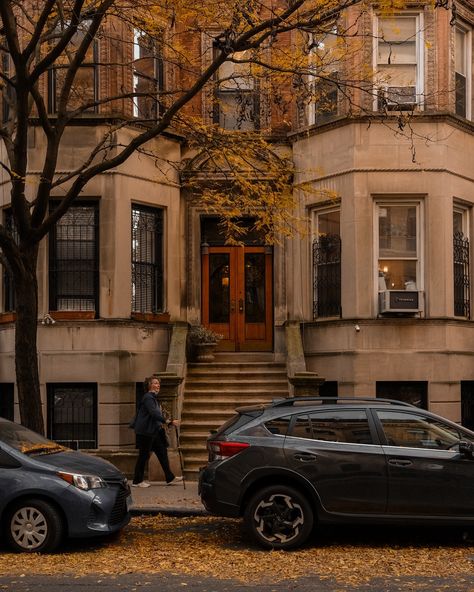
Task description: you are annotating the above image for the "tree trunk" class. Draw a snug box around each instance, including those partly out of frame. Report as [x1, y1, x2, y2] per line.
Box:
[14, 245, 44, 435]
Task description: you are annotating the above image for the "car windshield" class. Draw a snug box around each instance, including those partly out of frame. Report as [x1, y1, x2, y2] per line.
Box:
[0, 419, 68, 456]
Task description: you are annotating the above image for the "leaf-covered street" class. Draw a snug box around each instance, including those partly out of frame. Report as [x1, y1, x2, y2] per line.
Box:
[1, 515, 474, 590]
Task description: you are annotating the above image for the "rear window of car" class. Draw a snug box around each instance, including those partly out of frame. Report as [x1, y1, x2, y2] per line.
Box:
[213, 410, 264, 437]
[289, 409, 373, 445]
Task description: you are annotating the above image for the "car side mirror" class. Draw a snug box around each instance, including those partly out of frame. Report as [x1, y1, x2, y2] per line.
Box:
[459, 441, 474, 458]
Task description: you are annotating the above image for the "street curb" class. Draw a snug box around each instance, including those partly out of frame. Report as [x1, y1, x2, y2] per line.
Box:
[130, 507, 209, 517]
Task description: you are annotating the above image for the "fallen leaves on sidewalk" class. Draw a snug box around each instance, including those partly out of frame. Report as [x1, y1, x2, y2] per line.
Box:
[0, 515, 473, 587]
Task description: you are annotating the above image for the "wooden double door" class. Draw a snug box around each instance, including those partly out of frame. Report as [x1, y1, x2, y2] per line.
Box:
[202, 246, 273, 351]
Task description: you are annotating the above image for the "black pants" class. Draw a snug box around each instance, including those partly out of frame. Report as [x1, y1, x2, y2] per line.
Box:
[133, 430, 175, 484]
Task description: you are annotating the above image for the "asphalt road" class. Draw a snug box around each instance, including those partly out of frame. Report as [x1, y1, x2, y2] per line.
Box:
[0, 573, 474, 592]
[1, 516, 474, 591]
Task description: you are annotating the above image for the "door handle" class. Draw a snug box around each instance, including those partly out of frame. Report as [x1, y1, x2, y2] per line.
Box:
[388, 459, 413, 467]
[239, 298, 244, 313]
[294, 453, 317, 462]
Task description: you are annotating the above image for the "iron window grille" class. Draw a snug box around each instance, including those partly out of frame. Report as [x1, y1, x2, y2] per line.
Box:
[453, 231, 470, 318]
[47, 383, 97, 449]
[0, 383, 14, 421]
[131, 205, 164, 313]
[49, 203, 99, 313]
[313, 234, 342, 318]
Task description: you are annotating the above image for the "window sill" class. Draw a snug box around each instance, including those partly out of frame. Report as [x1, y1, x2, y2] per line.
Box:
[131, 312, 170, 323]
[0, 312, 16, 324]
[49, 311, 96, 320]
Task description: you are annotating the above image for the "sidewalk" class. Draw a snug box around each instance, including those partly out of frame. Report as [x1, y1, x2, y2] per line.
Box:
[129, 479, 207, 516]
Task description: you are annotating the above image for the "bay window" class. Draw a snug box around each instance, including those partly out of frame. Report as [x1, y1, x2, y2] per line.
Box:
[133, 28, 164, 120]
[455, 24, 472, 119]
[377, 202, 420, 292]
[312, 208, 341, 318]
[375, 14, 423, 111]
[213, 49, 259, 130]
[48, 22, 98, 114]
[453, 205, 471, 318]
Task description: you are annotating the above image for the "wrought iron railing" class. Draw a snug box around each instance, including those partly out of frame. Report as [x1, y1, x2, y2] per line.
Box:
[313, 234, 342, 319]
[453, 231, 470, 318]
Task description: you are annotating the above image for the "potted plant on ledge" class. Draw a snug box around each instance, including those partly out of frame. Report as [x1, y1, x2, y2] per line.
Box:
[188, 325, 223, 362]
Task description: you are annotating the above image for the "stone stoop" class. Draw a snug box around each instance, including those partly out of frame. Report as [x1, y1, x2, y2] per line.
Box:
[179, 356, 289, 480]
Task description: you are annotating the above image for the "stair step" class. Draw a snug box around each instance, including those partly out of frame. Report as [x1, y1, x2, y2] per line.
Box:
[181, 356, 289, 475]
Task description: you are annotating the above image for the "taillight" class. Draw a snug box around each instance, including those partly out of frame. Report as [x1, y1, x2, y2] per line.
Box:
[208, 440, 250, 460]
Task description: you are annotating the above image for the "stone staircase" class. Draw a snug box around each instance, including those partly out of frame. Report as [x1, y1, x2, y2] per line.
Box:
[179, 355, 289, 480]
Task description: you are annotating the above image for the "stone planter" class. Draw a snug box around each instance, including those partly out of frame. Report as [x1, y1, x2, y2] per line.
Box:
[193, 342, 218, 362]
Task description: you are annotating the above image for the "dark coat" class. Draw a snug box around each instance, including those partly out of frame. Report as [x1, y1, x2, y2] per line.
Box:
[134, 391, 167, 437]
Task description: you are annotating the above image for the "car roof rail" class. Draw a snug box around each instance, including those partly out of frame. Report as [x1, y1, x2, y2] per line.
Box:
[271, 396, 415, 408]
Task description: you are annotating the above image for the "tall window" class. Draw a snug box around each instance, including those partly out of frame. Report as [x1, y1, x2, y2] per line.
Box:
[375, 15, 423, 110]
[133, 28, 164, 120]
[48, 22, 98, 113]
[453, 206, 470, 318]
[307, 28, 340, 125]
[313, 208, 341, 318]
[47, 383, 97, 449]
[377, 202, 419, 292]
[131, 205, 164, 313]
[455, 24, 472, 119]
[0, 384, 14, 421]
[213, 49, 259, 130]
[49, 203, 99, 312]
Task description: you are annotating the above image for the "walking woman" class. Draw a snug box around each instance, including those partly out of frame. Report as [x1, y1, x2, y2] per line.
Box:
[132, 376, 182, 487]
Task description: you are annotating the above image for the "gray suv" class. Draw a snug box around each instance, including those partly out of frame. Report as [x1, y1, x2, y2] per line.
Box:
[199, 397, 474, 550]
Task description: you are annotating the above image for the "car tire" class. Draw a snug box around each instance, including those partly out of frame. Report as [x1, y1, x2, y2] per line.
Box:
[6, 499, 64, 553]
[244, 484, 314, 550]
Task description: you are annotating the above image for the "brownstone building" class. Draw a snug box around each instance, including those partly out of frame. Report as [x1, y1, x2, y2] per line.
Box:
[0, 2, 473, 477]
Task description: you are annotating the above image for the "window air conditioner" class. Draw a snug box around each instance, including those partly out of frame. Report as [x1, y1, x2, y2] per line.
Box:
[379, 290, 422, 314]
[382, 86, 417, 109]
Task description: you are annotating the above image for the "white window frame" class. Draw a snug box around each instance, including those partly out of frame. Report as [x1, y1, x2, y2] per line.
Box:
[455, 22, 472, 120]
[374, 199, 424, 302]
[373, 13, 424, 111]
[132, 28, 163, 119]
[306, 28, 340, 126]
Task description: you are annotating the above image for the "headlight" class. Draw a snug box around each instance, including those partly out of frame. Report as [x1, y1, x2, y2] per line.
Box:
[57, 471, 107, 490]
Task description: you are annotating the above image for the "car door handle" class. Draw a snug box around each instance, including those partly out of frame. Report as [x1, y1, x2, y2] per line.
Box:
[294, 453, 317, 462]
[388, 459, 413, 467]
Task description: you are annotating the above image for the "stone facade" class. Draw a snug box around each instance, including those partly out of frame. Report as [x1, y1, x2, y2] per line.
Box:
[1, 2, 474, 464]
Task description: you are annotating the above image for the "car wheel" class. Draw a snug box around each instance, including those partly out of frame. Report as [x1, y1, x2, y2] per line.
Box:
[244, 485, 314, 550]
[6, 499, 63, 553]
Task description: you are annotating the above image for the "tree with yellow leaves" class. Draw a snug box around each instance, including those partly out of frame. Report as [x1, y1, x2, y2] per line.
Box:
[0, 0, 447, 432]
